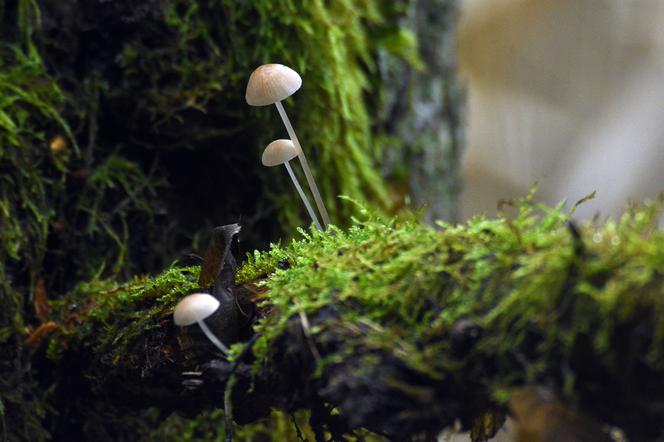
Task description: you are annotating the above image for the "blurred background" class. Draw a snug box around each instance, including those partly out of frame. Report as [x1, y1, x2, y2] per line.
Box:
[459, 0, 664, 226]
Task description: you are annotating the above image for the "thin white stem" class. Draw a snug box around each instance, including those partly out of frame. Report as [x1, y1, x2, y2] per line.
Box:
[274, 100, 331, 228]
[197, 320, 229, 355]
[284, 161, 322, 231]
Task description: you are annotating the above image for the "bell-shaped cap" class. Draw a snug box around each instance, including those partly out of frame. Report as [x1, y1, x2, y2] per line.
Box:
[245, 64, 302, 106]
[173, 293, 220, 326]
[262, 139, 298, 167]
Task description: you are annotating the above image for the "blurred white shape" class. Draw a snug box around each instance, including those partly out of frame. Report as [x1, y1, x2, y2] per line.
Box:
[458, 0, 664, 224]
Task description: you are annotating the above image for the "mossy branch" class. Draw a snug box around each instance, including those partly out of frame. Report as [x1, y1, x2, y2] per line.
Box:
[30, 196, 664, 441]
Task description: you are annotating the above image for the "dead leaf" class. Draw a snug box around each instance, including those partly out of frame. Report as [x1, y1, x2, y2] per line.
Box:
[25, 321, 58, 351]
[34, 279, 49, 322]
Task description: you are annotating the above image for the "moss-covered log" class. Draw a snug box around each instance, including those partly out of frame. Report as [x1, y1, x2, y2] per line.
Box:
[17, 196, 664, 441]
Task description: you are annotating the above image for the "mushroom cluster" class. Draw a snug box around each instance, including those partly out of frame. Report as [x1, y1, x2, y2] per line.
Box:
[246, 63, 330, 231]
[172, 66, 330, 360]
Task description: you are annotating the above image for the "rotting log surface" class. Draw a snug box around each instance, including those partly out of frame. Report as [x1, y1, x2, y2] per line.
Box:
[26, 197, 664, 441]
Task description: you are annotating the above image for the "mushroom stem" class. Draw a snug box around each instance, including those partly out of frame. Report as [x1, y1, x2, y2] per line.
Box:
[274, 100, 331, 228]
[284, 161, 323, 231]
[197, 319, 230, 355]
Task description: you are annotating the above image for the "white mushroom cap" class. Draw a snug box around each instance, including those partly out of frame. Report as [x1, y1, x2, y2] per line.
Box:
[173, 293, 220, 326]
[245, 64, 302, 106]
[262, 139, 298, 167]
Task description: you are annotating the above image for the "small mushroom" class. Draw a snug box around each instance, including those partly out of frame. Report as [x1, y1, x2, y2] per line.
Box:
[246, 64, 330, 228]
[173, 293, 229, 355]
[263, 139, 322, 231]
[245, 63, 302, 107]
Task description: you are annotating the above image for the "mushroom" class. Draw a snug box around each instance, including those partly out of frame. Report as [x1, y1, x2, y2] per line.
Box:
[263, 139, 323, 231]
[246, 63, 331, 228]
[173, 293, 229, 355]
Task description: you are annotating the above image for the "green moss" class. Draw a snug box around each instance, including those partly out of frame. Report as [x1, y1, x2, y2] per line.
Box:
[0, 0, 169, 294]
[238, 194, 664, 418]
[50, 266, 199, 371]
[0, 40, 71, 442]
[0, 42, 68, 316]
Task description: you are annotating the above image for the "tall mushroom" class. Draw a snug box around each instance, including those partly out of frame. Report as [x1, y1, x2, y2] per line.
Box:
[173, 292, 229, 355]
[245, 63, 331, 228]
[263, 139, 322, 231]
